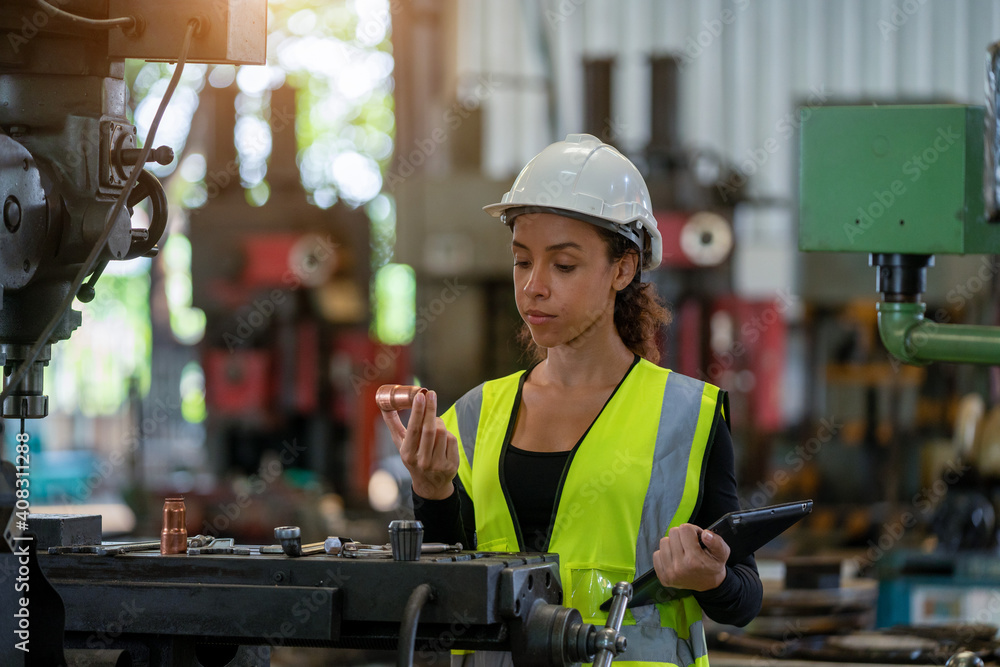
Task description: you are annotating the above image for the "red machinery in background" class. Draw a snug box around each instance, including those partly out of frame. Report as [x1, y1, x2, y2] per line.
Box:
[190, 83, 385, 506]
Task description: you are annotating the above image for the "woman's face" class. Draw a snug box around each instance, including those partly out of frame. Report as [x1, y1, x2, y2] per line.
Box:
[511, 212, 634, 350]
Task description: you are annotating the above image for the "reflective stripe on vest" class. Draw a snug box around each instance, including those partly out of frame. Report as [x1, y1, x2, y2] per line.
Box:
[457, 619, 710, 667]
[634, 371, 720, 577]
[441, 360, 721, 667]
[453, 382, 484, 473]
[619, 619, 708, 665]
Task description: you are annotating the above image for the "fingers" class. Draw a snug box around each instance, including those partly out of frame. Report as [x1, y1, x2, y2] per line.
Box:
[652, 524, 728, 591]
[397, 389, 428, 466]
[445, 430, 460, 469]
[417, 392, 441, 469]
[380, 409, 407, 448]
[700, 530, 731, 563]
[662, 526, 693, 584]
[652, 535, 673, 586]
[428, 420, 449, 469]
[395, 391, 457, 474]
[672, 524, 701, 558]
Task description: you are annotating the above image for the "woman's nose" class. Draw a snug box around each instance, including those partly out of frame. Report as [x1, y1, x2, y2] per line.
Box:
[523, 265, 549, 297]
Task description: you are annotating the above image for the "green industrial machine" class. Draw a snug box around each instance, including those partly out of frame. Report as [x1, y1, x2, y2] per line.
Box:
[800, 105, 990, 255]
[799, 96, 1000, 365]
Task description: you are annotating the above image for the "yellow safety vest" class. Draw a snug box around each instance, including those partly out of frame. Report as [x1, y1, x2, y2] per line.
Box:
[441, 358, 725, 667]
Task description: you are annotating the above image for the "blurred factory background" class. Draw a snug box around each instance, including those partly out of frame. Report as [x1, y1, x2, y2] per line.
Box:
[12, 0, 1000, 663]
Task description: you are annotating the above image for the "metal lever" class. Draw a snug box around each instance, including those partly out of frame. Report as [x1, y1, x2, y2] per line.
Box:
[77, 260, 109, 303]
[336, 541, 462, 557]
[593, 581, 631, 667]
[118, 146, 174, 167]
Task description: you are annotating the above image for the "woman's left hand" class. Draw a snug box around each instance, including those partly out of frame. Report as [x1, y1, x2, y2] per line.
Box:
[652, 524, 730, 592]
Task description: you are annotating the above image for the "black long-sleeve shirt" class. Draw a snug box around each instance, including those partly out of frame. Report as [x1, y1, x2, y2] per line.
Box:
[412, 416, 762, 627]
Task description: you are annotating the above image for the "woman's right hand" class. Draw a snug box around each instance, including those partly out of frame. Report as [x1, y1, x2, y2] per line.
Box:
[380, 389, 459, 500]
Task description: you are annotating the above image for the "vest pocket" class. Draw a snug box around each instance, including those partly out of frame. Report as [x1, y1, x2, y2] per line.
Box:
[565, 564, 635, 622]
[476, 537, 512, 552]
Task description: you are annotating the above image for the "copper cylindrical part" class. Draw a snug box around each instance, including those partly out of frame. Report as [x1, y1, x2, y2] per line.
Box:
[375, 385, 428, 411]
[160, 497, 187, 555]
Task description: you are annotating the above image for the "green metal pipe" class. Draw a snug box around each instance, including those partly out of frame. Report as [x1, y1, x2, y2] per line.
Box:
[877, 301, 1000, 365]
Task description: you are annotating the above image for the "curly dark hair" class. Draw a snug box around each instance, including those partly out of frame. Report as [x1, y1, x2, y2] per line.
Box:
[517, 225, 672, 364]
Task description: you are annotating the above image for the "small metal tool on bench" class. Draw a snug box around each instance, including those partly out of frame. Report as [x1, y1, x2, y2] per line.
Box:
[49, 534, 222, 556]
[274, 526, 327, 557]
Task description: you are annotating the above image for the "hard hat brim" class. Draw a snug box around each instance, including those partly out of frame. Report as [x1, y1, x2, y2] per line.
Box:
[482, 202, 510, 218]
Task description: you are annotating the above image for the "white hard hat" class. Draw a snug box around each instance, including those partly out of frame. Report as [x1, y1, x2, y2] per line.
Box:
[483, 133, 662, 269]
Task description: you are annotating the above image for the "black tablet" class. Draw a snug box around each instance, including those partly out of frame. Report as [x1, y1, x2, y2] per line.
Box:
[600, 500, 813, 610]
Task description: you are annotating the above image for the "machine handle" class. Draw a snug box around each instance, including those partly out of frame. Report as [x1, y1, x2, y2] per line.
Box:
[593, 582, 631, 667]
[124, 169, 168, 260]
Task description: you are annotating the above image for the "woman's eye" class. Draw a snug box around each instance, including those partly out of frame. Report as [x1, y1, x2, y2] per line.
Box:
[514, 260, 530, 268]
[555, 264, 575, 273]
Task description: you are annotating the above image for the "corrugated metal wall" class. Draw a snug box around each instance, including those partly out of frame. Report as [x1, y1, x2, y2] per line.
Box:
[454, 0, 1000, 297]
[460, 0, 1000, 191]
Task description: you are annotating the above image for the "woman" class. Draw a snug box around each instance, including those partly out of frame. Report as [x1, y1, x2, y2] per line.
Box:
[380, 134, 762, 667]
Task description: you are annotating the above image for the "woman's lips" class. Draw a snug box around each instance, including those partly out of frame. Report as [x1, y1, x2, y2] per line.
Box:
[525, 311, 555, 325]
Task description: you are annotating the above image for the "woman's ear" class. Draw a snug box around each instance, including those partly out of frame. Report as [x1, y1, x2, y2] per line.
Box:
[615, 251, 639, 291]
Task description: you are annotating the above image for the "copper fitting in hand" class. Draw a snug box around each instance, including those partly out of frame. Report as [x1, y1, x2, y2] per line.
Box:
[160, 497, 188, 555]
[376, 385, 428, 411]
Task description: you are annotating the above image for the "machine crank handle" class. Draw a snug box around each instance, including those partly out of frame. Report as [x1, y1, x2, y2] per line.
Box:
[593, 581, 631, 667]
[124, 169, 168, 260]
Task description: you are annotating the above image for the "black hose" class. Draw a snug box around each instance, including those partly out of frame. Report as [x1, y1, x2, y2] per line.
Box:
[35, 0, 136, 30]
[398, 583, 434, 667]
